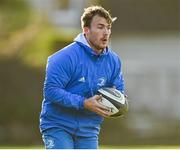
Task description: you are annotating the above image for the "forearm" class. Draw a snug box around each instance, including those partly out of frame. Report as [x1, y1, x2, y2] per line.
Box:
[44, 84, 85, 110]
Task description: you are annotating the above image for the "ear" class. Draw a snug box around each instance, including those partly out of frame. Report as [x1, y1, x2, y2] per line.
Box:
[83, 27, 89, 34]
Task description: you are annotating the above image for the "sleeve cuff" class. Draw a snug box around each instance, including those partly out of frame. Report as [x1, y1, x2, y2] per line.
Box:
[78, 96, 85, 110]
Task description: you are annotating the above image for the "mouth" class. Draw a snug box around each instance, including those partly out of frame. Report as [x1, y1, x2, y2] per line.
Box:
[101, 38, 108, 42]
[103, 39, 107, 42]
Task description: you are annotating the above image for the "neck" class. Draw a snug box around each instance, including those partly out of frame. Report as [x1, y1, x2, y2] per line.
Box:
[85, 35, 103, 55]
[92, 47, 103, 55]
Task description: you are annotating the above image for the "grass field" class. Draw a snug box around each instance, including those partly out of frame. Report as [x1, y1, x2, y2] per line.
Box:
[0, 145, 180, 149]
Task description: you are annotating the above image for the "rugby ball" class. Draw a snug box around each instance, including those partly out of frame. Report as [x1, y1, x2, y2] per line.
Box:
[97, 87, 128, 117]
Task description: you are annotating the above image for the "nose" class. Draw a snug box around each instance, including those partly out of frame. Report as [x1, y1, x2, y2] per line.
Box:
[104, 27, 111, 35]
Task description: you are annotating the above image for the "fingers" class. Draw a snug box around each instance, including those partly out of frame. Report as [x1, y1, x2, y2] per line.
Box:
[95, 107, 111, 118]
[96, 101, 110, 111]
[93, 99, 112, 117]
[93, 94, 102, 101]
[84, 94, 112, 117]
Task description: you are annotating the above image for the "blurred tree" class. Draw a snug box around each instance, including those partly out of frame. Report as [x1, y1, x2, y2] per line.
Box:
[0, 0, 31, 39]
[0, 0, 78, 146]
[0, 0, 46, 145]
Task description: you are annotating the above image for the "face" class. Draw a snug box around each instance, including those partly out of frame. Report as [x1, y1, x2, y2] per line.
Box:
[84, 15, 111, 53]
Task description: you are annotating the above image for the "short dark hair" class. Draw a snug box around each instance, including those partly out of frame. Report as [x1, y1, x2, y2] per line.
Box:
[81, 6, 116, 28]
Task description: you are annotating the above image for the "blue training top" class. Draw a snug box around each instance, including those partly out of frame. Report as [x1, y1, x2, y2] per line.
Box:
[39, 33, 125, 138]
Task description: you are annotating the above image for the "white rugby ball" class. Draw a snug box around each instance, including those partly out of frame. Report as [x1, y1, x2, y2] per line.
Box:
[97, 87, 128, 117]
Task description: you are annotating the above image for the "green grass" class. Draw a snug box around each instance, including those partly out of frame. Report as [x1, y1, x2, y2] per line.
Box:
[101, 145, 180, 149]
[0, 145, 180, 149]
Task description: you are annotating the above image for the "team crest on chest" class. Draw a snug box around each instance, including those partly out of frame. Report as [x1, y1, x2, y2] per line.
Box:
[97, 77, 106, 87]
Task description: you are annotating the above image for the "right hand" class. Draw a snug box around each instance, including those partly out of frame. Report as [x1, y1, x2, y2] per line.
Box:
[84, 95, 111, 118]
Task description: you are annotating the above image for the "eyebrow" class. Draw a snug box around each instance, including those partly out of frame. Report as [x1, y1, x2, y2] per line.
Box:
[97, 23, 111, 27]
